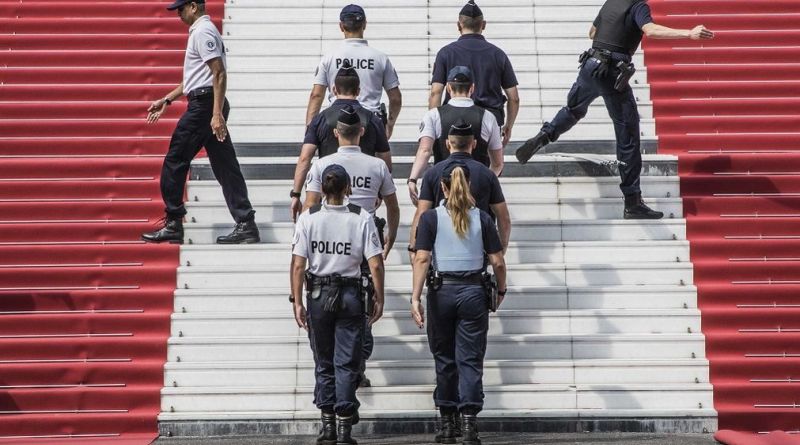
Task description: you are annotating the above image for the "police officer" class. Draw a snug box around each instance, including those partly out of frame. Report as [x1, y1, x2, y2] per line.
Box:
[292, 65, 392, 222]
[307, 4, 402, 139]
[410, 161, 507, 445]
[430, 1, 519, 147]
[291, 164, 385, 445]
[143, 0, 259, 244]
[410, 66, 503, 186]
[304, 105, 400, 388]
[515, 0, 714, 219]
[410, 121, 510, 256]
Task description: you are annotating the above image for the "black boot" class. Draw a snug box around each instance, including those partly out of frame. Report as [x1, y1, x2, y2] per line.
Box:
[216, 219, 260, 244]
[317, 412, 337, 445]
[624, 193, 664, 220]
[461, 413, 481, 445]
[434, 410, 458, 444]
[357, 360, 371, 389]
[336, 415, 357, 445]
[141, 216, 183, 244]
[515, 131, 551, 164]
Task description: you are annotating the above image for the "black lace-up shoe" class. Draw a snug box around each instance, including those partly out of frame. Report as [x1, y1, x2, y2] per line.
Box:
[515, 131, 551, 164]
[624, 193, 664, 220]
[317, 412, 337, 445]
[142, 216, 183, 244]
[216, 220, 260, 244]
[336, 415, 357, 445]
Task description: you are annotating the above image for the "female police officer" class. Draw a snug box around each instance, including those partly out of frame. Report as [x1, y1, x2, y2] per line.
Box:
[410, 161, 507, 445]
[291, 164, 385, 445]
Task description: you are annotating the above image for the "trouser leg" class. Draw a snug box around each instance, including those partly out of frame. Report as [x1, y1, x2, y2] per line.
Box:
[202, 99, 255, 223]
[333, 287, 365, 416]
[426, 287, 459, 410]
[454, 286, 489, 413]
[160, 103, 206, 219]
[542, 61, 601, 142]
[602, 88, 642, 196]
[307, 291, 337, 412]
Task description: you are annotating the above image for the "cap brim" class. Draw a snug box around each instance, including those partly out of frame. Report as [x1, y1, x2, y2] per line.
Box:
[166, 1, 183, 10]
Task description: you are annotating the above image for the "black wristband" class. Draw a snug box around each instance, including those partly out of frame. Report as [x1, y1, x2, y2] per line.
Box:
[288, 294, 295, 303]
[498, 289, 507, 297]
[289, 190, 302, 199]
[164, 98, 172, 106]
[407, 245, 417, 253]
[407, 178, 418, 184]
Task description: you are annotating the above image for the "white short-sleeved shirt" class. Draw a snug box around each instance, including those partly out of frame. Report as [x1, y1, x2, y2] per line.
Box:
[292, 200, 383, 278]
[183, 15, 226, 95]
[313, 39, 400, 112]
[305, 146, 396, 214]
[418, 98, 503, 151]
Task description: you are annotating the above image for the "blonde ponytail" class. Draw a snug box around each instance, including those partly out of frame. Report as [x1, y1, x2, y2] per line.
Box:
[445, 167, 476, 238]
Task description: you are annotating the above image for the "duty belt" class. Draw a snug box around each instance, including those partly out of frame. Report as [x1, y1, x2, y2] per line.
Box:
[305, 272, 362, 313]
[307, 273, 361, 287]
[440, 273, 484, 286]
[187, 87, 214, 100]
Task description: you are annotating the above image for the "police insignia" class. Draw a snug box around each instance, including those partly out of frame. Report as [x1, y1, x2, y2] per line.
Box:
[206, 40, 216, 50]
[419, 122, 425, 132]
[371, 232, 380, 248]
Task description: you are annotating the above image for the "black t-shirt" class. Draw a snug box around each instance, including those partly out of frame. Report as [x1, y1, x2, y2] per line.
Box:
[303, 99, 390, 157]
[415, 207, 503, 255]
[419, 152, 505, 216]
[431, 34, 518, 111]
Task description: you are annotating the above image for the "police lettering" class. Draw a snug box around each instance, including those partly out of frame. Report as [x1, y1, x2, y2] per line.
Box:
[336, 58, 375, 70]
[311, 240, 352, 255]
[352, 176, 372, 188]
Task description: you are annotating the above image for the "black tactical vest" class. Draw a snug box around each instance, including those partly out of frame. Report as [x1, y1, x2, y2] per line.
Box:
[434, 104, 489, 167]
[593, 0, 645, 56]
[318, 105, 377, 158]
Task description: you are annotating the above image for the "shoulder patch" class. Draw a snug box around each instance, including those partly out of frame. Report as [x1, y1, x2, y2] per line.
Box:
[309, 204, 323, 214]
[347, 203, 362, 215]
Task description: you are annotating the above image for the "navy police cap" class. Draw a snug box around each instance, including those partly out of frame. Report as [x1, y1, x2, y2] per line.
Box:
[340, 4, 366, 21]
[338, 104, 362, 126]
[447, 66, 473, 83]
[322, 164, 351, 187]
[167, 0, 204, 11]
[449, 119, 474, 137]
[459, 0, 483, 18]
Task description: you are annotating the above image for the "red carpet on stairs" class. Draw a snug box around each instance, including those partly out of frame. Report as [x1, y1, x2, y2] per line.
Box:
[0, 1, 222, 442]
[645, 0, 800, 441]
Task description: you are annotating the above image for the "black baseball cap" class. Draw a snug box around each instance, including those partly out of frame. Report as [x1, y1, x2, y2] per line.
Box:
[340, 4, 366, 21]
[167, 0, 204, 11]
[322, 164, 351, 190]
[447, 66, 473, 83]
[337, 104, 361, 126]
[459, 0, 483, 18]
[449, 119, 474, 137]
[442, 160, 472, 182]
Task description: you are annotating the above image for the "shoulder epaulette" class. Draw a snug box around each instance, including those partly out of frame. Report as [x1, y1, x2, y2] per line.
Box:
[347, 203, 362, 215]
[309, 204, 323, 214]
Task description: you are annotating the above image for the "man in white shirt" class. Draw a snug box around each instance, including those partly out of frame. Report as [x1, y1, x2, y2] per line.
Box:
[306, 4, 403, 139]
[143, 0, 258, 244]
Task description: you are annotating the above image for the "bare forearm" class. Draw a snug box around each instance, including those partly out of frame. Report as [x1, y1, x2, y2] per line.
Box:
[644, 23, 692, 39]
[305, 86, 326, 126]
[212, 71, 226, 116]
[409, 139, 433, 180]
[428, 84, 444, 109]
[166, 84, 184, 101]
[291, 262, 305, 303]
[303, 192, 321, 212]
[489, 150, 504, 177]
[368, 259, 385, 304]
[411, 256, 430, 301]
[505, 96, 519, 132]
[386, 204, 400, 254]
[293, 155, 313, 193]
[387, 88, 402, 129]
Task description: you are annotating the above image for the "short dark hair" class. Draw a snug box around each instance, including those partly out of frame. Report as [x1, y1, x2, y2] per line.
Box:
[341, 18, 366, 33]
[448, 134, 474, 151]
[448, 81, 471, 95]
[336, 121, 362, 139]
[334, 74, 360, 96]
[459, 15, 484, 31]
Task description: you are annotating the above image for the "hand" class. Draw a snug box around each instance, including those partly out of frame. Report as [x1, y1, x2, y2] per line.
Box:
[497, 293, 505, 309]
[411, 299, 425, 329]
[146, 99, 168, 124]
[502, 126, 513, 147]
[382, 237, 394, 260]
[211, 113, 228, 142]
[407, 182, 419, 207]
[293, 304, 308, 331]
[290, 197, 302, 223]
[369, 298, 384, 326]
[690, 25, 714, 40]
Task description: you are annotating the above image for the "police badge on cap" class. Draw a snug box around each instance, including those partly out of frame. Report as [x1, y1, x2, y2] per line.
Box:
[449, 118, 474, 137]
[338, 105, 361, 126]
[340, 4, 366, 22]
[459, 0, 483, 18]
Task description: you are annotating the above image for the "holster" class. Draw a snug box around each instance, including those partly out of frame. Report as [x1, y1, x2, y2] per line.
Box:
[482, 272, 499, 313]
[361, 273, 374, 316]
[377, 103, 388, 126]
[374, 216, 386, 246]
[305, 272, 360, 313]
[426, 268, 443, 291]
[614, 61, 636, 92]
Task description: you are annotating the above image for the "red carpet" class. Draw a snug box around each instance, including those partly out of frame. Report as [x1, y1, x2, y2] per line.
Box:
[645, 0, 800, 439]
[0, 1, 222, 442]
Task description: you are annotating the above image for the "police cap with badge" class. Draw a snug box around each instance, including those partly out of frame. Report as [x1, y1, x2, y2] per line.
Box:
[340, 4, 366, 22]
[166, 0, 204, 10]
[459, 0, 483, 18]
[338, 104, 363, 127]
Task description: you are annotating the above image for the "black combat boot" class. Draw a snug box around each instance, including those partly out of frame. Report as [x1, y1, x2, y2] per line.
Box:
[141, 216, 183, 244]
[317, 411, 337, 445]
[336, 415, 357, 445]
[461, 413, 481, 445]
[515, 131, 551, 164]
[624, 193, 664, 220]
[434, 409, 458, 444]
[216, 219, 260, 244]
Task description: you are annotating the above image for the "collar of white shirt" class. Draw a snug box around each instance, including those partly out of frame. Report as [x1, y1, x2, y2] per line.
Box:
[189, 15, 211, 34]
[337, 145, 363, 154]
[322, 197, 351, 211]
[344, 38, 368, 46]
[448, 97, 475, 107]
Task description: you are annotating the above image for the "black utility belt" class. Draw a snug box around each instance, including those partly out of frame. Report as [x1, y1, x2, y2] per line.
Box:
[306, 273, 361, 287]
[440, 274, 484, 286]
[187, 87, 214, 100]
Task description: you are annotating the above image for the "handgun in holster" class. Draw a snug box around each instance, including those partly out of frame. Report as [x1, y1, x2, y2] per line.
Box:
[377, 103, 389, 126]
[482, 272, 499, 313]
[614, 61, 636, 92]
[426, 268, 442, 291]
[361, 273, 375, 316]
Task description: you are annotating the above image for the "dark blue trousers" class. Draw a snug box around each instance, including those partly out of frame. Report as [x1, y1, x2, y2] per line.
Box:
[426, 284, 489, 413]
[542, 53, 642, 196]
[307, 285, 365, 415]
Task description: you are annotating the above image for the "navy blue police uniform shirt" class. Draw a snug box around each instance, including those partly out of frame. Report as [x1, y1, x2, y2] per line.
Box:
[418, 152, 505, 216]
[415, 207, 503, 255]
[593, 2, 654, 40]
[431, 35, 518, 111]
[303, 98, 391, 155]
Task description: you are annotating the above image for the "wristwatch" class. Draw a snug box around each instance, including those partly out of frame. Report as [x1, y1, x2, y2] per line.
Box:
[289, 190, 301, 199]
[407, 245, 417, 253]
[164, 97, 172, 106]
[407, 178, 418, 185]
[288, 294, 295, 303]
[498, 289, 507, 297]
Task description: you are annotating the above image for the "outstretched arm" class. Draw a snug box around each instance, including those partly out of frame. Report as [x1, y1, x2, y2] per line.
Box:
[642, 23, 714, 40]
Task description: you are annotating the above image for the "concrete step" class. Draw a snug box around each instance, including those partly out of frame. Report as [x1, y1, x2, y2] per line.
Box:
[164, 358, 710, 388]
[182, 219, 687, 245]
[176, 263, 694, 290]
[173, 285, 698, 313]
[160, 383, 714, 412]
[184, 198, 683, 223]
[170, 309, 701, 337]
[167, 333, 708, 362]
[189, 154, 676, 181]
[187, 177, 678, 201]
[178, 241, 691, 267]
